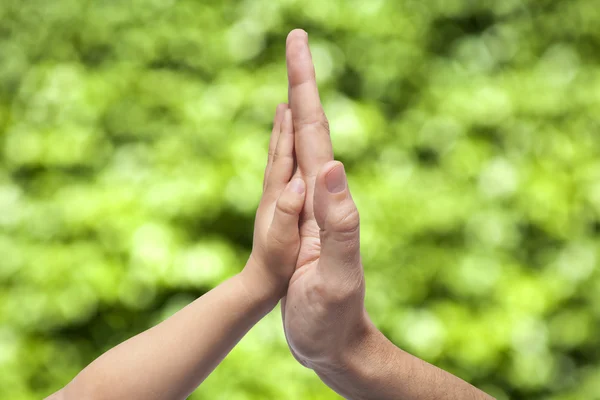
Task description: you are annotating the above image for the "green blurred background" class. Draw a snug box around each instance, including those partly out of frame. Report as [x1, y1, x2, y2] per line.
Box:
[1, 0, 599, 399]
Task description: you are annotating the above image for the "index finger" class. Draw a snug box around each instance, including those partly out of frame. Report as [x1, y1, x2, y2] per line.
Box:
[286, 29, 333, 177]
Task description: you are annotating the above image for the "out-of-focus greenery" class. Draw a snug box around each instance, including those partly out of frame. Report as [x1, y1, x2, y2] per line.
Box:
[1, 0, 599, 399]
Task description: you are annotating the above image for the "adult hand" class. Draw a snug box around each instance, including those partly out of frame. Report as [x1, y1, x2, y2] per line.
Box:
[281, 29, 367, 371]
[281, 30, 494, 400]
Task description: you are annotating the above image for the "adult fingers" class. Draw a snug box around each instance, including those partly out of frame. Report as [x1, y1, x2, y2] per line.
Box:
[286, 29, 333, 178]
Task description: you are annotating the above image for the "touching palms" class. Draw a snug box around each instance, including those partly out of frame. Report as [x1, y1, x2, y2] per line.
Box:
[281, 30, 367, 369]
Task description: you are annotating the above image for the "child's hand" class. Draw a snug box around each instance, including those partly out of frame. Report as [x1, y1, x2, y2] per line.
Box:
[243, 104, 306, 302]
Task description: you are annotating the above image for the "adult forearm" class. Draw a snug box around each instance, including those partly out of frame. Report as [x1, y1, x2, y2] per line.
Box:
[59, 266, 277, 400]
[314, 318, 494, 400]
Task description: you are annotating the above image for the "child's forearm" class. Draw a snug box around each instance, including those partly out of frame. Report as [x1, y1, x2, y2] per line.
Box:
[46, 101, 304, 400]
[53, 261, 278, 400]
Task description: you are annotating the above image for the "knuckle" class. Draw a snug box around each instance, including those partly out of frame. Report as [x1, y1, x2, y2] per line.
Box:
[276, 194, 300, 217]
[329, 206, 360, 236]
[325, 288, 351, 307]
[311, 268, 365, 309]
[324, 283, 357, 308]
[297, 110, 330, 134]
[315, 116, 330, 134]
[321, 117, 330, 134]
[273, 151, 294, 167]
[328, 274, 364, 307]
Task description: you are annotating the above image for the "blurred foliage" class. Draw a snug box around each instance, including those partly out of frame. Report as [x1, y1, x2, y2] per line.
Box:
[1, 0, 600, 399]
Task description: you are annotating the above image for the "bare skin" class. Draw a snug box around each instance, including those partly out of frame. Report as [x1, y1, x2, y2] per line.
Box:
[45, 30, 494, 400]
[281, 29, 494, 400]
[46, 106, 305, 400]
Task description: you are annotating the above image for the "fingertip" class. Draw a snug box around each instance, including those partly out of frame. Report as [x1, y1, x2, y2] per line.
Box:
[286, 29, 311, 70]
[325, 163, 346, 194]
[315, 161, 346, 208]
[274, 103, 288, 122]
[286, 29, 308, 45]
[318, 161, 344, 182]
[281, 108, 293, 132]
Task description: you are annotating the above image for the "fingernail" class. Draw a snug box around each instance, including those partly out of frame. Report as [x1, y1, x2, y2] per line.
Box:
[326, 164, 346, 193]
[290, 178, 305, 194]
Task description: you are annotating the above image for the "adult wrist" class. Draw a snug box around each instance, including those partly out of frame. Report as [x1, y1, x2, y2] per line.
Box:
[314, 317, 495, 400]
[312, 314, 393, 400]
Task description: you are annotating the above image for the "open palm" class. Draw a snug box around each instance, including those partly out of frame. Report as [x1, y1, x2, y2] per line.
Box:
[281, 30, 367, 369]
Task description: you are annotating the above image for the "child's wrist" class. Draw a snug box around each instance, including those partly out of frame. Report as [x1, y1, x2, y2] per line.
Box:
[238, 258, 285, 311]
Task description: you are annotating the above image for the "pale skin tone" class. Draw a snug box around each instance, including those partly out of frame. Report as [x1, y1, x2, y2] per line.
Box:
[46, 29, 494, 400]
[46, 107, 307, 400]
[281, 29, 495, 400]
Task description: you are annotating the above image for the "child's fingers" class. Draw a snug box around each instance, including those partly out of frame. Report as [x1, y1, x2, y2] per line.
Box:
[267, 178, 306, 254]
[264, 109, 296, 197]
[263, 103, 288, 192]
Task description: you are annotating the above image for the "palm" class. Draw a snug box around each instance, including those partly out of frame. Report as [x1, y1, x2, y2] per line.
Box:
[296, 183, 323, 267]
[283, 262, 321, 365]
[280, 172, 324, 359]
[283, 202, 361, 366]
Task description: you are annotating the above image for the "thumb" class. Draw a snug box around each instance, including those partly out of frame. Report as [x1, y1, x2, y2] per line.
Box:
[268, 178, 306, 255]
[314, 161, 361, 275]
